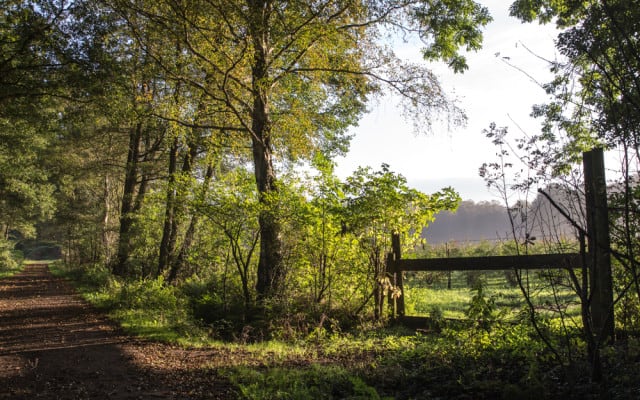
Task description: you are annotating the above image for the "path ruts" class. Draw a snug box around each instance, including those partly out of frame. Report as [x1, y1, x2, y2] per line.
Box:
[0, 264, 233, 399]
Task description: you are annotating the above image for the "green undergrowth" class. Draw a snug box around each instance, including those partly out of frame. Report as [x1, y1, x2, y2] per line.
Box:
[50, 262, 640, 399]
[0, 260, 23, 278]
[0, 239, 23, 278]
[224, 364, 388, 400]
[216, 326, 640, 399]
[50, 262, 214, 345]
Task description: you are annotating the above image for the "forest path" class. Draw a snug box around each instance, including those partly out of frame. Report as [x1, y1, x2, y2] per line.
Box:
[0, 264, 234, 399]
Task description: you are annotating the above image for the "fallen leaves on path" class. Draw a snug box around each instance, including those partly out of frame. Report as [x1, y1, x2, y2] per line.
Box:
[0, 264, 234, 399]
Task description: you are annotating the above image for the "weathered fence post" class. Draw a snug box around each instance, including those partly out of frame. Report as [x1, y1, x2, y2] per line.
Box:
[390, 233, 404, 318]
[387, 252, 395, 318]
[583, 148, 614, 343]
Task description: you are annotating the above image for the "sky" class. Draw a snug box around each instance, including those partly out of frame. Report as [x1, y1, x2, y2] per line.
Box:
[334, 0, 562, 202]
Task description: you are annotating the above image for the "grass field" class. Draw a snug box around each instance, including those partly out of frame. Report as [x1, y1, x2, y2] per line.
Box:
[403, 270, 583, 321]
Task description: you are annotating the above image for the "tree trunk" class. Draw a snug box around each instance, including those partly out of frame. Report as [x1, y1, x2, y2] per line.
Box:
[373, 248, 383, 320]
[101, 132, 116, 263]
[101, 172, 113, 263]
[249, 1, 284, 299]
[166, 144, 198, 271]
[253, 136, 284, 298]
[168, 162, 213, 283]
[158, 137, 179, 277]
[114, 122, 142, 277]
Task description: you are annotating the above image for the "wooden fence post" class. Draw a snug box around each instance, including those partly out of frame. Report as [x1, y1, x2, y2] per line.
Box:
[391, 233, 404, 318]
[584, 148, 614, 343]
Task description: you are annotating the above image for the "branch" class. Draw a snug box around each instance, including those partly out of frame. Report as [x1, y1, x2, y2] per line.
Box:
[537, 188, 587, 236]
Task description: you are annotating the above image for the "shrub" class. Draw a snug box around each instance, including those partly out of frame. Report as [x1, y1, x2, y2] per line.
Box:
[115, 277, 180, 311]
[181, 275, 250, 340]
[466, 278, 497, 331]
[0, 239, 21, 274]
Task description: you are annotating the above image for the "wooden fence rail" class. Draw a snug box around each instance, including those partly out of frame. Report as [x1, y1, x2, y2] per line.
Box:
[386, 148, 613, 344]
[390, 253, 582, 273]
[386, 249, 582, 320]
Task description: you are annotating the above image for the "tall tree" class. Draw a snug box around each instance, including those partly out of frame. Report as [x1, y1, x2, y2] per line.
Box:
[509, 0, 640, 153]
[99, 9, 175, 277]
[489, 0, 640, 379]
[112, 0, 490, 299]
[508, 0, 640, 298]
[0, 0, 74, 237]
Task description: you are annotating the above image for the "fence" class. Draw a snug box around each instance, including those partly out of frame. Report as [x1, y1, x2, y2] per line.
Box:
[386, 148, 614, 342]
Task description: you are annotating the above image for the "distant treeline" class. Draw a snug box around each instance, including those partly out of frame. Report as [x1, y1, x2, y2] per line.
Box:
[423, 187, 580, 245]
[423, 200, 511, 244]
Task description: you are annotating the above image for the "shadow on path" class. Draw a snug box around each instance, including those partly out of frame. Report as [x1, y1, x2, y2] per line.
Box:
[0, 264, 233, 399]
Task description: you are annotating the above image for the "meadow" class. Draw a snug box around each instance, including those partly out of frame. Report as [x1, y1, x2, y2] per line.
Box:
[403, 269, 583, 322]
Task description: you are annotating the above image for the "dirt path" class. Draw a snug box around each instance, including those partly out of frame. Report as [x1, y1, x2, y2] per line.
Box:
[0, 264, 234, 399]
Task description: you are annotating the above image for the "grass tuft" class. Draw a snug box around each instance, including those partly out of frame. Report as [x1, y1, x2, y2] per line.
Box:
[224, 364, 387, 400]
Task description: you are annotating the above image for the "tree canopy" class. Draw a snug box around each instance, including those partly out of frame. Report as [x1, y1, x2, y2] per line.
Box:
[1, 0, 489, 314]
[510, 0, 640, 157]
[98, 0, 490, 294]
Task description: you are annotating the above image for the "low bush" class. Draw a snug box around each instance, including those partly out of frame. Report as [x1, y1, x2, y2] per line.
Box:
[0, 239, 22, 277]
[181, 275, 251, 341]
[106, 277, 207, 342]
[115, 277, 180, 311]
[53, 263, 209, 344]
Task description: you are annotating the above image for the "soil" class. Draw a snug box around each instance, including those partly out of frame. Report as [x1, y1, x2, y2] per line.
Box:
[0, 264, 236, 399]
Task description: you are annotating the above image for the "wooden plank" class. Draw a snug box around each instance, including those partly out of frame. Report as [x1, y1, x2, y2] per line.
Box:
[390, 253, 582, 272]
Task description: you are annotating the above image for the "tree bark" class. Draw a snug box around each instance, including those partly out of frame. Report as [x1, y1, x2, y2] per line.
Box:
[114, 122, 143, 277]
[252, 133, 284, 298]
[101, 170, 113, 263]
[101, 132, 116, 264]
[167, 144, 198, 270]
[167, 163, 214, 283]
[158, 136, 179, 277]
[249, 0, 285, 299]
